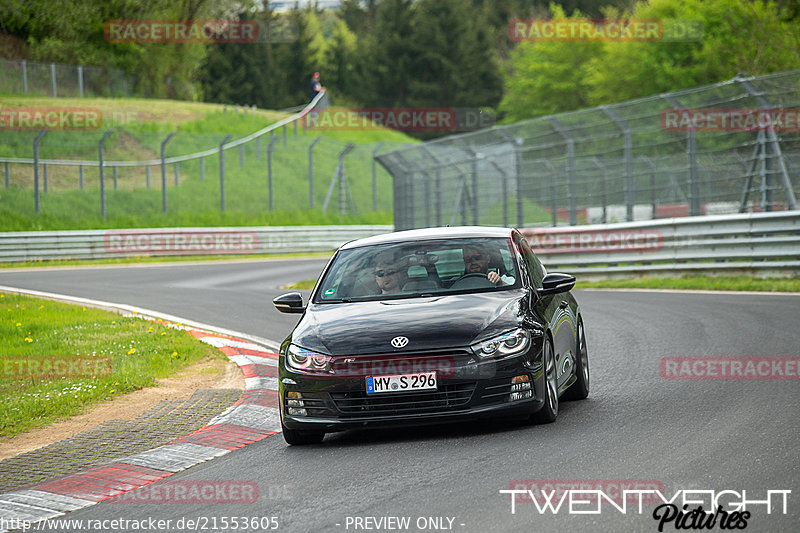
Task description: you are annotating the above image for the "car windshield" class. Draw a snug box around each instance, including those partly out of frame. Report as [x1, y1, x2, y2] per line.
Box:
[314, 237, 520, 302]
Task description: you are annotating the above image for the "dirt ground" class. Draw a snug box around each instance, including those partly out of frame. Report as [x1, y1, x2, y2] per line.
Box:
[0, 357, 244, 461]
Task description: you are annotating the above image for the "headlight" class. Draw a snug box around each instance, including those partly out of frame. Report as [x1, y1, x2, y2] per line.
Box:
[471, 328, 530, 359]
[286, 344, 332, 372]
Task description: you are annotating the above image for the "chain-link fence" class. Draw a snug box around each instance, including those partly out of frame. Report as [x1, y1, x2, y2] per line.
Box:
[0, 91, 409, 221]
[0, 59, 139, 98]
[377, 70, 800, 230]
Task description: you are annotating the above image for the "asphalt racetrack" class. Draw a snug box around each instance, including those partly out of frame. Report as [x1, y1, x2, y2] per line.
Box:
[1, 259, 798, 532]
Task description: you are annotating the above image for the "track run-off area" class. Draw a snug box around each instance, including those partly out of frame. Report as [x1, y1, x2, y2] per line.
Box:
[0, 258, 798, 532]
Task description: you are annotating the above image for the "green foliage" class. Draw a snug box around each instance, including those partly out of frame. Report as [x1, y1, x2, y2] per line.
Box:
[500, 0, 800, 121]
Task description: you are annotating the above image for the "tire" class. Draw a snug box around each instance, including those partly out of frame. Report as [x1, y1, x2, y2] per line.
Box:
[530, 336, 558, 424]
[281, 421, 325, 446]
[563, 316, 590, 401]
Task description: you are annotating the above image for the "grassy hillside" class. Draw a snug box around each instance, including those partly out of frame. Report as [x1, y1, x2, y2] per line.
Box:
[0, 96, 415, 230]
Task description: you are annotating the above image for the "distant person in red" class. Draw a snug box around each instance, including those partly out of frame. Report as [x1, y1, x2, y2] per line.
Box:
[309, 72, 324, 100]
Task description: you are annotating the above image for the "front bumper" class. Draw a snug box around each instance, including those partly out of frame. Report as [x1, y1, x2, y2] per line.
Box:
[279, 350, 546, 433]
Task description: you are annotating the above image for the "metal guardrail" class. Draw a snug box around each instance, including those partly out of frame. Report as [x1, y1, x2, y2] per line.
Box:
[1, 213, 797, 280]
[523, 211, 800, 278]
[0, 225, 392, 262]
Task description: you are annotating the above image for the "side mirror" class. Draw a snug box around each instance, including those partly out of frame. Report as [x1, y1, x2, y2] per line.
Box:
[273, 292, 306, 314]
[538, 273, 576, 296]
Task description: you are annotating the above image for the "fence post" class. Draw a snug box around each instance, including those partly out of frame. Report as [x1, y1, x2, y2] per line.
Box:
[256, 137, 261, 161]
[78, 65, 84, 97]
[21, 60, 27, 93]
[590, 158, 607, 223]
[98, 130, 113, 219]
[371, 142, 386, 211]
[160, 132, 176, 213]
[549, 118, 576, 225]
[602, 106, 633, 222]
[268, 136, 278, 211]
[33, 130, 48, 213]
[663, 94, 701, 216]
[420, 147, 443, 226]
[308, 136, 322, 208]
[735, 75, 797, 210]
[43, 164, 48, 193]
[50, 63, 57, 97]
[323, 143, 355, 213]
[219, 134, 232, 212]
[4, 162, 9, 189]
[542, 160, 557, 226]
[293, 120, 298, 139]
[283, 125, 287, 146]
[498, 129, 524, 227]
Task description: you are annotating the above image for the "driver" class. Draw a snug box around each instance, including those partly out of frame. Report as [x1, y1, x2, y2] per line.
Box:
[462, 244, 514, 286]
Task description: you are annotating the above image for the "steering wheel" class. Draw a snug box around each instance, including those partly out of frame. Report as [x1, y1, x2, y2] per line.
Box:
[450, 272, 494, 289]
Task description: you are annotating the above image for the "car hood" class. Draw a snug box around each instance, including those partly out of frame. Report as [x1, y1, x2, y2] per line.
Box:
[290, 290, 528, 355]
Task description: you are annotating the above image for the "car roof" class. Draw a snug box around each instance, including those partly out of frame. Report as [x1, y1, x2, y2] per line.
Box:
[340, 226, 516, 250]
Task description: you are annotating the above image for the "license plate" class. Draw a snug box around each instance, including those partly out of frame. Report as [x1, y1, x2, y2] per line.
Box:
[366, 372, 437, 394]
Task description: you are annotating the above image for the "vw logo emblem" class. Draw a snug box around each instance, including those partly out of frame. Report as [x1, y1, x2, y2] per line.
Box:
[391, 336, 409, 348]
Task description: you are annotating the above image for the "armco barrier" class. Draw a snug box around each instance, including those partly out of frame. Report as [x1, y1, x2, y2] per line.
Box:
[523, 211, 800, 278]
[0, 226, 392, 262]
[1, 213, 798, 279]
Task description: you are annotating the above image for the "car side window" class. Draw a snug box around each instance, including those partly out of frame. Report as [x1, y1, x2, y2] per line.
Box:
[515, 234, 544, 288]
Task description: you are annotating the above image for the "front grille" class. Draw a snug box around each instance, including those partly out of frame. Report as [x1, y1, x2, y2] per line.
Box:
[330, 383, 476, 417]
[330, 351, 473, 377]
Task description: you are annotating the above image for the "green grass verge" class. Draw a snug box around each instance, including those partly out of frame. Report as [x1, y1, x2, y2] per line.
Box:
[577, 275, 800, 292]
[0, 291, 222, 438]
[282, 278, 317, 290]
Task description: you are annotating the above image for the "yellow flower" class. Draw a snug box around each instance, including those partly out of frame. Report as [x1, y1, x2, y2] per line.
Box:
[38, 305, 44, 309]
[15, 322, 21, 327]
[171, 351, 178, 358]
[160, 332, 166, 336]
[127, 348, 136, 355]
[24, 337, 33, 343]
[110, 389, 116, 394]
[82, 307, 86, 311]
[111, 321, 116, 325]
[114, 381, 119, 385]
